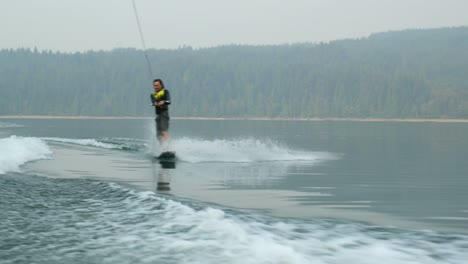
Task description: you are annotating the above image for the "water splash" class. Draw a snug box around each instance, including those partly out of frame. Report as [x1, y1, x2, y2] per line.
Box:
[41, 137, 145, 151]
[170, 137, 333, 163]
[0, 136, 52, 174]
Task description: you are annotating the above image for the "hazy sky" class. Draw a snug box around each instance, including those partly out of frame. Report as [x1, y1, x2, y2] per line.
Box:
[1, 0, 468, 52]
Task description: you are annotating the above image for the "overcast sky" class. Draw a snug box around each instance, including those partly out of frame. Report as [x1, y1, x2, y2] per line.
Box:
[1, 0, 468, 52]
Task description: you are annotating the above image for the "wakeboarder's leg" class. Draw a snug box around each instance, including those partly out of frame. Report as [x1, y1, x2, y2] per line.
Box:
[159, 131, 170, 151]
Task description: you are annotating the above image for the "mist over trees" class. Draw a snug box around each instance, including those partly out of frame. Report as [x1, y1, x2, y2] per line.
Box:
[1, 27, 468, 118]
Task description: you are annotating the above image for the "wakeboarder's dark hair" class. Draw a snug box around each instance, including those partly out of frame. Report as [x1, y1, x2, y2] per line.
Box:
[153, 79, 165, 88]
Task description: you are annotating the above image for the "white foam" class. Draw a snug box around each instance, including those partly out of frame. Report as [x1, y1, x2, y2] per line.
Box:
[100, 187, 468, 264]
[42, 137, 121, 149]
[0, 136, 52, 174]
[0, 122, 23, 128]
[170, 137, 333, 163]
[5, 180, 467, 264]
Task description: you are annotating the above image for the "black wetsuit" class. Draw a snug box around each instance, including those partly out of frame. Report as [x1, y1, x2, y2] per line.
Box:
[151, 89, 171, 135]
[151, 89, 171, 115]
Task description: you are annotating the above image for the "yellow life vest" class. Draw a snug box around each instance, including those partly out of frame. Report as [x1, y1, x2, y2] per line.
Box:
[152, 89, 166, 101]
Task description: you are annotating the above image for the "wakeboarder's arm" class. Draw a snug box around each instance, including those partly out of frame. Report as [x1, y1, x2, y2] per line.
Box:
[164, 90, 171, 105]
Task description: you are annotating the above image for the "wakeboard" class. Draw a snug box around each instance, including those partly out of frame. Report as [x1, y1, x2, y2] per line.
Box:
[156, 151, 176, 161]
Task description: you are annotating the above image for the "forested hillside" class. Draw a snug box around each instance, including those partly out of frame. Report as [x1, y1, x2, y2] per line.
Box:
[1, 26, 468, 118]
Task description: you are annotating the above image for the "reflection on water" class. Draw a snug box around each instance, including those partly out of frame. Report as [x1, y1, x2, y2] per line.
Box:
[152, 159, 176, 192]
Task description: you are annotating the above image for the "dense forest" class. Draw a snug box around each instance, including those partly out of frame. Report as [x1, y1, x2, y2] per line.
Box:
[1, 27, 468, 118]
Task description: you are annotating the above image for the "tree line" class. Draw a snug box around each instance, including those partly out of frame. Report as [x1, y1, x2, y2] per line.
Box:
[1, 26, 468, 118]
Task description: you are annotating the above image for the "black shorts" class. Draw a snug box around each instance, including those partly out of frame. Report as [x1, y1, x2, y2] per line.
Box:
[156, 111, 170, 135]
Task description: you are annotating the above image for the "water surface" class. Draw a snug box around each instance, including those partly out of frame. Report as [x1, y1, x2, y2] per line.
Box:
[1, 118, 468, 263]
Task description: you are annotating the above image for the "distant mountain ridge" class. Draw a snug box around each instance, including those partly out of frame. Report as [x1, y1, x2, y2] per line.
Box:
[1, 26, 467, 118]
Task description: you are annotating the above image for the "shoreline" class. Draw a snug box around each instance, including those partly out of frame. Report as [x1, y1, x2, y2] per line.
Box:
[1, 115, 468, 123]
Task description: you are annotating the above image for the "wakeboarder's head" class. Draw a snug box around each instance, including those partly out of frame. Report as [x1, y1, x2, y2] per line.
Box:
[153, 79, 165, 92]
